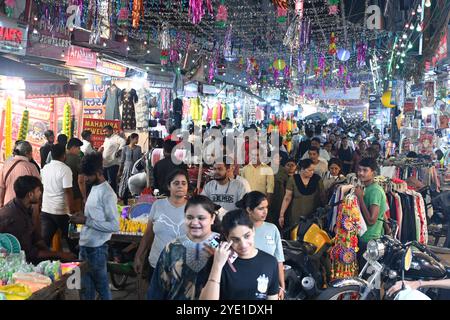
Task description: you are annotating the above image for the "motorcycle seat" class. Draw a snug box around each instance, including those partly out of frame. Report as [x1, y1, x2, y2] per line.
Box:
[282, 240, 317, 256]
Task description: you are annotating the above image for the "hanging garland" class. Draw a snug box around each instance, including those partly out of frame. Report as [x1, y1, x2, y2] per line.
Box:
[189, 0, 205, 25]
[159, 22, 171, 66]
[63, 102, 72, 139]
[117, 0, 129, 27]
[18, 110, 29, 141]
[328, 32, 337, 55]
[132, 0, 144, 29]
[4, 98, 12, 159]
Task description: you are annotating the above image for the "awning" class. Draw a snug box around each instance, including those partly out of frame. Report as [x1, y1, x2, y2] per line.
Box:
[0, 55, 70, 98]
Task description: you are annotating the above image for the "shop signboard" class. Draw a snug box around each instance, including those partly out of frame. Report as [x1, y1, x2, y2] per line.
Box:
[0, 17, 28, 56]
[66, 46, 97, 69]
[82, 118, 121, 149]
[25, 81, 71, 99]
[96, 60, 127, 78]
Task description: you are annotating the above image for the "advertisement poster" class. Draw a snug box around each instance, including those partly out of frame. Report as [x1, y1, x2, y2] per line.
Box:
[403, 99, 415, 114]
[82, 118, 121, 149]
[83, 81, 109, 119]
[0, 17, 28, 56]
[424, 82, 435, 108]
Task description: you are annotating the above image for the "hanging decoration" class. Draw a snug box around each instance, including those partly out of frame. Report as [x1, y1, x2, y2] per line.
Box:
[223, 25, 236, 62]
[206, 0, 213, 16]
[246, 57, 259, 85]
[330, 194, 362, 280]
[4, 0, 15, 18]
[328, 0, 340, 15]
[63, 103, 72, 139]
[18, 110, 29, 141]
[189, 0, 205, 25]
[328, 32, 337, 56]
[272, 0, 288, 9]
[89, 0, 101, 44]
[357, 42, 367, 68]
[273, 58, 286, 71]
[170, 32, 182, 64]
[117, 0, 129, 27]
[159, 23, 171, 65]
[132, 0, 144, 29]
[277, 6, 288, 24]
[216, 0, 228, 28]
[4, 98, 12, 159]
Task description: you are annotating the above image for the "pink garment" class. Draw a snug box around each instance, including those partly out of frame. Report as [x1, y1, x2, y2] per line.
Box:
[0, 156, 40, 206]
[206, 107, 213, 122]
[216, 103, 223, 123]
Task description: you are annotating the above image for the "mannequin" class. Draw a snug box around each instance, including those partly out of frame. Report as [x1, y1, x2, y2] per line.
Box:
[103, 83, 122, 120]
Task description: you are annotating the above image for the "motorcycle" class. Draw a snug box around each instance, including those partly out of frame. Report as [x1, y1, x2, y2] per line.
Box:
[317, 218, 450, 300]
[282, 206, 333, 300]
[427, 190, 450, 248]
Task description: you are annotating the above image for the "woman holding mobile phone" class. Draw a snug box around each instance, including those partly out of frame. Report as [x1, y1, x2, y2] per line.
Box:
[147, 195, 219, 300]
[200, 209, 279, 300]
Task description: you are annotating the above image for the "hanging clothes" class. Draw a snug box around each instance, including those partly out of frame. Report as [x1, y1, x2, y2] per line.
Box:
[121, 89, 138, 130]
[103, 84, 122, 120]
[135, 88, 149, 129]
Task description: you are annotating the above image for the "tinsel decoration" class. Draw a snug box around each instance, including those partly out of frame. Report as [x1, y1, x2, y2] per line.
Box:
[117, 0, 129, 27]
[4, 98, 12, 159]
[5, 0, 15, 17]
[246, 57, 259, 85]
[159, 23, 171, 50]
[63, 103, 72, 139]
[295, 0, 304, 18]
[206, 0, 213, 16]
[170, 33, 182, 64]
[18, 110, 29, 141]
[328, 0, 340, 15]
[223, 25, 236, 62]
[328, 32, 337, 56]
[189, 0, 205, 25]
[216, 0, 228, 28]
[132, 0, 144, 29]
[208, 50, 219, 84]
[330, 194, 362, 280]
[277, 6, 288, 24]
[272, 0, 288, 9]
[357, 42, 367, 68]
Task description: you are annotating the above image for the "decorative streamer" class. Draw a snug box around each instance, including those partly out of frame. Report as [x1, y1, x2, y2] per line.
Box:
[132, 0, 144, 29]
[189, 0, 205, 25]
[328, 32, 337, 55]
[357, 42, 367, 68]
[4, 98, 12, 159]
[223, 25, 235, 61]
[205, 0, 213, 16]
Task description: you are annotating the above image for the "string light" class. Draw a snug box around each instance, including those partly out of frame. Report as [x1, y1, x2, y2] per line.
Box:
[425, 0, 432, 8]
[417, 5, 422, 13]
[416, 24, 422, 32]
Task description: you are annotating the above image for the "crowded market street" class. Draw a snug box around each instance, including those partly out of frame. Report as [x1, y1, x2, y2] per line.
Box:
[0, 0, 450, 304]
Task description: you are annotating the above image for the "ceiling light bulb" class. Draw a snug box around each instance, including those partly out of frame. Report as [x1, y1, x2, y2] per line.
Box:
[408, 43, 413, 49]
[401, 43, 405, 48]
[409, 24, 415, 30]
[425, 0, 431, 8]
[402, 34, 408, 39]
[416, 24, 423, 32]
[417, 5, 422, 13]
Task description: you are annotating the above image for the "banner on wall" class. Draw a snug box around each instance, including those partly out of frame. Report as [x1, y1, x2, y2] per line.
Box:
[0, 17, 28, 56]
[82, 118, 121, 149]
[96, 60, 127, 77]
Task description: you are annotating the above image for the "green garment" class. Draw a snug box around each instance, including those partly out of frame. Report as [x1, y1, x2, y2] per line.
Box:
[269, 166, 290, 225]
[360, 182, 387, 242]
[286, 174, 325, 228]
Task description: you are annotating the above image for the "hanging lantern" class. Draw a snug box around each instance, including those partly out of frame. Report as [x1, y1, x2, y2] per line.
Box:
[4, 97, 12, 158]
[273, 59, 286, 71]
[160, 50, 169, 65]
[18, 110, 29, 141]
[337, 48, 351, 62]
[328, 0, 340, 15]
[382, 91, 395, 108]
[216, 0, 228, 28]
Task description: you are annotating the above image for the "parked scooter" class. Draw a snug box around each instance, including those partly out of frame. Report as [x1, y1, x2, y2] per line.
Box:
[282, 207, 333, 300]
[317, 218, 450, 300]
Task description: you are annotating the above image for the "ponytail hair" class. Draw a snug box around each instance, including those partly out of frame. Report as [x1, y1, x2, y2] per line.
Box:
[235, 191, 267, 212]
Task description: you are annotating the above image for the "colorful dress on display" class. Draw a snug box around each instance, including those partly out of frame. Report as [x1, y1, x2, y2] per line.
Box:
[121, 89, 138, 130]
[103, 84, 122, 120]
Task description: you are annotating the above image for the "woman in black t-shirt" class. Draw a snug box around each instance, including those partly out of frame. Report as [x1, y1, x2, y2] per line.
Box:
[200, 209, 279, 300]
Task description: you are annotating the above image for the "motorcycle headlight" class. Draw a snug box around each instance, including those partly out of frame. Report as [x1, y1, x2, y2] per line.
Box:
[366, 239, 385, 261]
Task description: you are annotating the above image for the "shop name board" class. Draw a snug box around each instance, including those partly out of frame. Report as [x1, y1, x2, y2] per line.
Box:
[96, 60, 127, 77]
[82, 118, 121, 149]
[0, 17, 28, 56]
[66, 46, 97, 69]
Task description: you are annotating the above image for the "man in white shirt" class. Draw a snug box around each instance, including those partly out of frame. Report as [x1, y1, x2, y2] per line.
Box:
[301, 137, 330, 161]
[70, 153, 119, 300]
[98, 125, 126, 193]
[202, 158, 248, 219]
[41, 144, 77, 253]
[81, 130, 95, 155]
[306, 146, 329, 176]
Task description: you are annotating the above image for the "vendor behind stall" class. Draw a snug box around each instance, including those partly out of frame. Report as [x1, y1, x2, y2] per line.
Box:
[0, 176, 76, 264]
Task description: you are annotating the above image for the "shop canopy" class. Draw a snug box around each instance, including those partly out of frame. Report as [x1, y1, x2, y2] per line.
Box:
[0, 55, 70, 98]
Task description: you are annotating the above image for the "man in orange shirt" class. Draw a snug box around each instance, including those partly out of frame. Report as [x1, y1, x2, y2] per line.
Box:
[0, 141, 40, 207]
